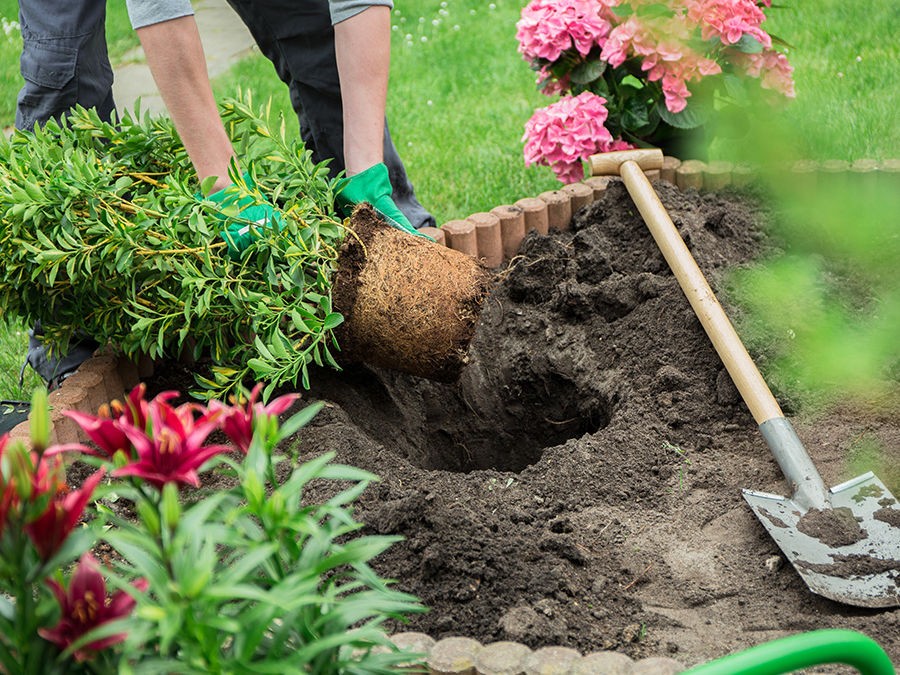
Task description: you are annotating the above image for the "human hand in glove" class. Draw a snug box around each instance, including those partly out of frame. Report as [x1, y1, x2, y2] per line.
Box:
[335, 163, 434, 241]
[202, 172, 286, 259]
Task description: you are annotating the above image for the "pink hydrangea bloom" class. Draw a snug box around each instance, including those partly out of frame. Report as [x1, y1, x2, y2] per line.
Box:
[523, 92, 622, 183]
[517, 0, 612, 63]
[600, 17, 640, 67]
[608, 138, 636, 152]
[733, 49, 795, 97]
[687, 0, 771, 48]
[518, 0, 791, 150]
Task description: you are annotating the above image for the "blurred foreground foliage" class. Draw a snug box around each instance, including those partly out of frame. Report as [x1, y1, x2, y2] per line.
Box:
[722, 101, 899, 413]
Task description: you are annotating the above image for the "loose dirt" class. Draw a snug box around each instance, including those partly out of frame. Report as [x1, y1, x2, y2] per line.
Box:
[146, 181, 900, 669]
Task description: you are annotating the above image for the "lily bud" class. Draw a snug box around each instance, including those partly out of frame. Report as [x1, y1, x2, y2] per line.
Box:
[8, 441, 34, 501]
[30, 387, 50, 452]
[161, 482, 181, 532]
[137, 499, 160, 536]
[243, 468, 264, 509]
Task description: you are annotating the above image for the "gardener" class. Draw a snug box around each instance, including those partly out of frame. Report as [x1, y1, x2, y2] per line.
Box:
[13, 0, 433, 392]
[127, 0, 434, 245]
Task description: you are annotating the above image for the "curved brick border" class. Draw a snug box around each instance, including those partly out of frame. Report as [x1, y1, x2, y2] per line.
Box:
[8, 155, 897, 670]
[432, 156, 899, 268]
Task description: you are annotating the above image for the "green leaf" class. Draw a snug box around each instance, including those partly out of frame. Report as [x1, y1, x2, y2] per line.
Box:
[635, 2, 675, 19]
[277, 401, 325, 442]
[610, 4, 634, 17]
[732, 34, 764, 54]
[657, 100, 710, 129]
[199, 174, 219, 197]
[723, 73, 750, 104]
[570, 60, 606, 85]
[219, 543, 279, 585]
[621, 97, 651, 132]
[114, 176, 134, 193]
[248, 357, 276, 375]
[254, 335, 275, 361]
[34, 527, 96, 582]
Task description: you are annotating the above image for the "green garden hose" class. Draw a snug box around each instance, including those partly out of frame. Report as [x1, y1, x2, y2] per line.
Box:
[683, 629, 895, 675]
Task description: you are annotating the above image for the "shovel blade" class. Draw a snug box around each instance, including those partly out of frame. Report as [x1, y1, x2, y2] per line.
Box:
[743, 472, 900, 608]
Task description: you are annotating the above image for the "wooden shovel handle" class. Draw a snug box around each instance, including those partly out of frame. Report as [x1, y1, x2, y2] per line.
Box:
[618, 160, 783, 425]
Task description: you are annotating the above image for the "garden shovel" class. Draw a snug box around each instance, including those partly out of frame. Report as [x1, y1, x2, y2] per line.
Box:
[588, 149, 900, 609]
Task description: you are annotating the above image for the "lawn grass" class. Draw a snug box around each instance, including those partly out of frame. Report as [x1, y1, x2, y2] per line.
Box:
[1, 0, 897, 401]
[761, 0, 900, 161]
[0, 319, 41, 403]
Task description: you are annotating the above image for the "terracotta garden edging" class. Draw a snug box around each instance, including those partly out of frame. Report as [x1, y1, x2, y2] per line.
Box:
[8, 156, 896, 672]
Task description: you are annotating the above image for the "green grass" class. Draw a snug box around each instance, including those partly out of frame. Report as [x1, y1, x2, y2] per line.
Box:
[761, 0, 900, 161]
[1, 0, 898, 401]
[0, 3, 23, 127]
[0, 319, 41, 402]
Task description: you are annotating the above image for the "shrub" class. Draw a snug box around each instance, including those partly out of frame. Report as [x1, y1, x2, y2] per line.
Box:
[0, 94, 345, 400]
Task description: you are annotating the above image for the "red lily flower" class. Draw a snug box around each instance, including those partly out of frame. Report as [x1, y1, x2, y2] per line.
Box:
[209, 383, 300, 453]
[63, 385, 177, 461]
[62, 410, 132, 461]
[39, 552, 148, 661]
[113, 397, 230, 489]
[26, 464, 105, 560]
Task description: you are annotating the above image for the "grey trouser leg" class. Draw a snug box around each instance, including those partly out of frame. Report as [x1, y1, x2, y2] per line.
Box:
[224, 0, 436, 229]
[16, 0, 115, 131]
[16, 0, 109, 385]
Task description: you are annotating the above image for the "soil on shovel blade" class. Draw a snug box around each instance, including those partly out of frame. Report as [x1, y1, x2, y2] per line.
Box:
[145, 181, 899, 669]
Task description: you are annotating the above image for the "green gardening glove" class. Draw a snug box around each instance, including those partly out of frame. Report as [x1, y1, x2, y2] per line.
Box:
[203, 172, 286, 260]
[335, 163, 434, 241]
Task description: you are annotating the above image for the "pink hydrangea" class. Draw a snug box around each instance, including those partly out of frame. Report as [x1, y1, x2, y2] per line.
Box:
[687, 0, 772, 48]
[518, 0, 792, 154]
[517, 0, 612, 63]
[733, 49, 795, 97]
[600, 17, 640, 68]
[641, 51, 721, 112]
[523, 92, 628, 183]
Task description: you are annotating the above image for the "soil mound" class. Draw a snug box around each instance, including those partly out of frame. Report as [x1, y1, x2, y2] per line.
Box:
[154, 181, 900, 668]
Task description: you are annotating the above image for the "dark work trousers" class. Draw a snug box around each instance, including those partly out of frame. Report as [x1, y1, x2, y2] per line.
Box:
[16, 0, 115, 131]
[16, 0, 109, 386]
[225, 0, 436, 228]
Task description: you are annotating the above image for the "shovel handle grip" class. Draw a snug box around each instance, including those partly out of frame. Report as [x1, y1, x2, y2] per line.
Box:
[618, 160, 783, 425]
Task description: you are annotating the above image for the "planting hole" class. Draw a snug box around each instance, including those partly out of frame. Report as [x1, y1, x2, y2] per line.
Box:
[307, 356, 613, 473]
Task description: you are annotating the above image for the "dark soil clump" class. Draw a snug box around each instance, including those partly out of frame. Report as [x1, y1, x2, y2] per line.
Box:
[146, 182, 900, 669]
[796, 507, 868, 547]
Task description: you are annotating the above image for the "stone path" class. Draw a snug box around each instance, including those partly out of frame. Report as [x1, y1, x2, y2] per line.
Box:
[111, 0, 256, 117]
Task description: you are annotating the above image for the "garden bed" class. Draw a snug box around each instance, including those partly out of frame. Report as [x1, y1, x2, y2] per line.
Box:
[141, 180, 898, 669]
